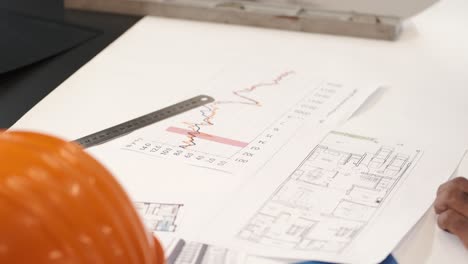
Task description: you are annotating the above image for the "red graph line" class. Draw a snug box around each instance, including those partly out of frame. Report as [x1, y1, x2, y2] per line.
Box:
[180, 104, 219, 148]
[179, 71, 296, 148]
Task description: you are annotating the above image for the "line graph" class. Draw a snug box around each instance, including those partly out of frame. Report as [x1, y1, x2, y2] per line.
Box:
[118, 66, 366, 172]
[179, 71, 295, 148]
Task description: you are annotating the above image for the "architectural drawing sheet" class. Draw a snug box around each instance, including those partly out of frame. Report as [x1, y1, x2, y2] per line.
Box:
[238, 131, 421, 253]
[160, 235, 248, 264]
[135, 202, 184, 233]
[157, 234, 285, 264]
[102, 64, 376, 174]
[203, 131, 465, 263]
[88, 64, 377, 243]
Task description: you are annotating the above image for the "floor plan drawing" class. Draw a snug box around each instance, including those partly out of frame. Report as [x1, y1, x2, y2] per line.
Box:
[135, 202, 183, 232]
[237, 131, 422, 253]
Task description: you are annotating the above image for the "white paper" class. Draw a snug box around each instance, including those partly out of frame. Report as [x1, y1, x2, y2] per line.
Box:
[393, 151, 468, 264]
[157, 233, 286, 264]
[200, 130, 466, 263]
[96, 64, 377, 175]
[87, 64, 377, 242]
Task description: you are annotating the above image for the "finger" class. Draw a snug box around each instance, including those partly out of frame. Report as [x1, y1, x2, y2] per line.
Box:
[437, 209, 468, 249]
[437, 177, 468, 195]
[434, 202, 448, 214]
[434, 185, 468, 217]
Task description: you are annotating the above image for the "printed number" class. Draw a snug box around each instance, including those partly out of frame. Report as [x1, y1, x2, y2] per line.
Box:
[161, 148, 172, 155]
[173, 150, 183, 156]
[301, 104, 317, 110]
[320, 88, 336, 93]
[139, 143, 151, 151]
[184, 153, 194, 158]
[310, 100, 323, 104]
[150, 146, 162, 152]
[294, 110, 311, 116]
[235, 159, 249, 163]
[126, 138, 143, 148]
[243, 152, 254, 157]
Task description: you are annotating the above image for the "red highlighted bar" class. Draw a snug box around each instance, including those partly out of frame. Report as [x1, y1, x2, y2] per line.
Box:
[167, 127, 248, 148]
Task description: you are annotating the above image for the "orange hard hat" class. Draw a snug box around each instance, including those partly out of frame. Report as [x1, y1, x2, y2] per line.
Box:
[0, 131, 165, 264]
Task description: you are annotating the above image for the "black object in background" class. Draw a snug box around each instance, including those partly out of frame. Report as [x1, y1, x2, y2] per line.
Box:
[0, 0, 63, 20]
[0, 11, 98, 74]
[0, 1, 140, 128]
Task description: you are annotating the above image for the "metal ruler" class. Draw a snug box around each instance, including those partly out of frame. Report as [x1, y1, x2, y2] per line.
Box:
[74, 95, 215, 148]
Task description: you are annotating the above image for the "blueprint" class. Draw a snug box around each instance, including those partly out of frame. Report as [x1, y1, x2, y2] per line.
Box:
[162, 237, 247, 264]
[200, 130, 465, 263]
[157, 235, 284, 264]
[135, 202, 183, 232]
[87, 64, 377, 249]
[238, 131, 422, 253]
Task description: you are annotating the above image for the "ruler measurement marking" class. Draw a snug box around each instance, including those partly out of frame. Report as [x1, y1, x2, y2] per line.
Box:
[74, 95, 214, 148]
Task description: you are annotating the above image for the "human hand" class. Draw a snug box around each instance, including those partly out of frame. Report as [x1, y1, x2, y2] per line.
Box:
[434, 177, 468, 248]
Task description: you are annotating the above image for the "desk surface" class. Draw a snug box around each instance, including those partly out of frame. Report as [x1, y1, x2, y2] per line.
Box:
[11, 0, 468, 262]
